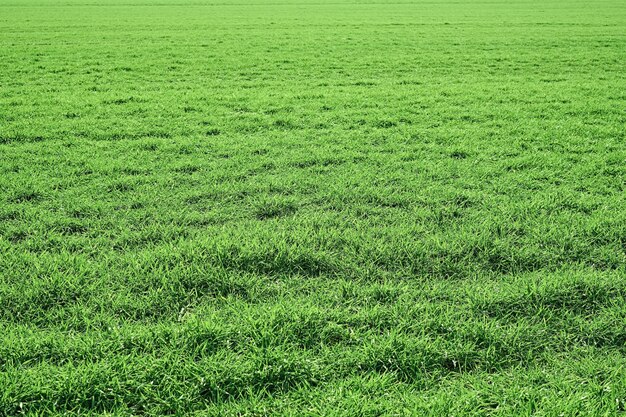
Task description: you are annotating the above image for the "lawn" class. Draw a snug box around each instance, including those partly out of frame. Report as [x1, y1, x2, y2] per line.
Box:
[0, 0, 625, 415]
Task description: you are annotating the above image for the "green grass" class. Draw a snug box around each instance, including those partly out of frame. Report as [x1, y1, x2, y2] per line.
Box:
[1, 0, 625, 415]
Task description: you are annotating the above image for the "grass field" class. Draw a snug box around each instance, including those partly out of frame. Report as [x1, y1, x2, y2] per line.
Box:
[1, 0, 625, 415]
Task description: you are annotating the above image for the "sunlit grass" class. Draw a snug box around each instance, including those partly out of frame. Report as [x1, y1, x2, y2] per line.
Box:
[0, 0, 625, 415]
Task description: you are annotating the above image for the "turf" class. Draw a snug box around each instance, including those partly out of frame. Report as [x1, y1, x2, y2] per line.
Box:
[0, 0, 625, 415]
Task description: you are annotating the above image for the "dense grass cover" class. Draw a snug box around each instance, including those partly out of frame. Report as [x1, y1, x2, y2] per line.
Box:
[1, 0, 625, 415]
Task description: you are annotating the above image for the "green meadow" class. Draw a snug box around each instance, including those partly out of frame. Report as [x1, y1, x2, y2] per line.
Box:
[0, 0, 625, 415]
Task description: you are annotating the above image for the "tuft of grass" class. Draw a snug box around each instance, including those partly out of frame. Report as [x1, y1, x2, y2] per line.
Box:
[254, 198, 298, 220]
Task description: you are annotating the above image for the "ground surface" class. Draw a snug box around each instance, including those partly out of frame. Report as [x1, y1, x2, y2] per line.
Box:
[1, 0, 625, 415]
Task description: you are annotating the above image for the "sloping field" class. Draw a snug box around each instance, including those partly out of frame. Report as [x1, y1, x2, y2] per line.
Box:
[0, 0, 625, 415]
